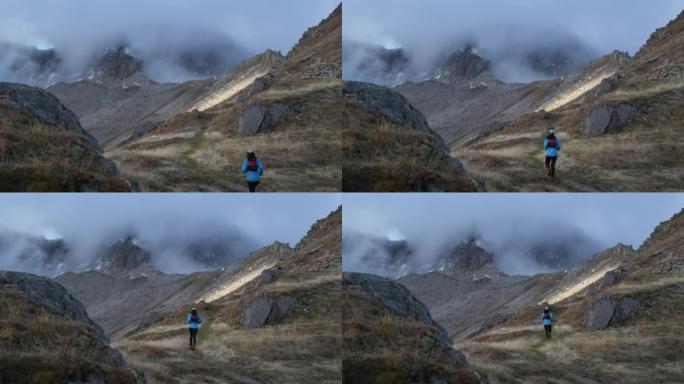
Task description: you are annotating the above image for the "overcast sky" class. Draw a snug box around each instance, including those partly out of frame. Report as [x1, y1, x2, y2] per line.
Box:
[344, 0, 683, 83]
[0, 0, 338, 82]
[343, 193, 684, 276]
[0, 193, 340, 274]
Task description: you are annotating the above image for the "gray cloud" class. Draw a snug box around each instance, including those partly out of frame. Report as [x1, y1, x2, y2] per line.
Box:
[344, 0, 683, 84]
[342, 193, 684, 276]
[0, 193, 341, 276]
[0, 0, 339, 84]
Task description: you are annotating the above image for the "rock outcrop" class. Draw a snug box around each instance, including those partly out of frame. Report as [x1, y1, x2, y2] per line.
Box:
[240, 292, 297, 328]
[582, 102, 639, 137]
[236, 102, 289, 136]
[585, 294, 640, 330]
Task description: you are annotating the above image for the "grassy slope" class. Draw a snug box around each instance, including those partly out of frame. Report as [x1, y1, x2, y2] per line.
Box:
[457, 11, 684, 192]
[114, 209, 342, 383]
[460, 211, 684, 383]
[107, 5, 342, 192]
[458, 83, 684, 192]
[107, 79, 342, 192]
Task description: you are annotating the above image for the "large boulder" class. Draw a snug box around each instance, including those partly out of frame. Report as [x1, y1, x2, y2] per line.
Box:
[585, 294, 640, 330]
[235, 102, 289, 136]
[582, 102, 639, 137]
[240, 292, 297, 328]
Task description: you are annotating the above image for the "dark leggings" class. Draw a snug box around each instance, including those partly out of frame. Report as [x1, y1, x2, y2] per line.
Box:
[545, 156, 557, 177]
[189, 328, 198, 347]
[248, 181, 259, 193]
[544, 324, 553, 338]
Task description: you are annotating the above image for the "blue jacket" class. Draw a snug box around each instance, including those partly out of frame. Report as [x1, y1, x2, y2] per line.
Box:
[241, 159, 264, 182]
[187, 314, 203, 329]
[542, 312, 553, 326]
[544, 136, 561, 157]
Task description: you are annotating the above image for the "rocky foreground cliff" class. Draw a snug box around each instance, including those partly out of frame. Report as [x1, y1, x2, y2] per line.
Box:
[0, 82, 134, 191]
[343, 272, 488, 384]
[0, 271, 143, 383]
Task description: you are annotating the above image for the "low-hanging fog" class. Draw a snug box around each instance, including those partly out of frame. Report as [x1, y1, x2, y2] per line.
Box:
[343, 0, 683, 85]
[343, 194, 684, 277]
[0, 0, 338, 85]
[0, 194, 341, 277]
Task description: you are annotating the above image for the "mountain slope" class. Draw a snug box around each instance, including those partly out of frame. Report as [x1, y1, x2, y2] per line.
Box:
[400, 242, 637, 340]
[0, 271, 142, 383]
[0, 82, 133, 191]
[453, 11, 684, 192]
[56, 240, 294, 339]
[57, 208, 342, 383]
[452, 211, 684, 383]
[397, 48, 631, 147]
[48, 49, 283, 147]
[102, 4, 342, 192]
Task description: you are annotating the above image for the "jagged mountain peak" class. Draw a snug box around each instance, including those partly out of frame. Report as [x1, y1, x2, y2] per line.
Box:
[434, 45, 492, 83]
[86, 45, 150, 87]
[436, 238, 497, 276]
[90, 236, 154, 277]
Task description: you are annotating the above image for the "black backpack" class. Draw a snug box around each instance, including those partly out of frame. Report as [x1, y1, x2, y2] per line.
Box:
[191, 313, 200, 323]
